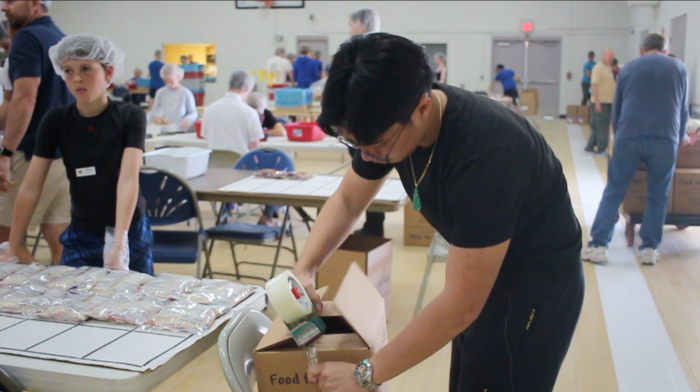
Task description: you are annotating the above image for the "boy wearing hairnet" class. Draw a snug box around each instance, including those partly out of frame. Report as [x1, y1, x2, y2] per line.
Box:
[146, 63, 198, 132]
[0, 34, 154, 275]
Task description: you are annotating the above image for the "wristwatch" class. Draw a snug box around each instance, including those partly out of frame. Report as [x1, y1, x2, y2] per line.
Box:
[354, 359, 381, 390]
[0, 146, 13, 158]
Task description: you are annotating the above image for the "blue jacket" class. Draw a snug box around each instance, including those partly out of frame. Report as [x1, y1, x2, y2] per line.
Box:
[293, 56, 320, 88]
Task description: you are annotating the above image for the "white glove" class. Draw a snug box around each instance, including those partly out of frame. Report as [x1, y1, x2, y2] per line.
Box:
[104, 227, 129, 271]
[0, 242, 19, 264]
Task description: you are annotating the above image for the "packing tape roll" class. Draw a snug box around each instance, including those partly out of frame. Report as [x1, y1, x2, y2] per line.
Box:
[265, 270, 314, 325]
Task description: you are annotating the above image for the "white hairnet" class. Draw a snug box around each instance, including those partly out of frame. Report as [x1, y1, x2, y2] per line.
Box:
[160, 63, 184, 80]
[349, 7, 381, 33]
[48, 34, 125, 83]
[40, 0, 52, 7]
[247, 92, 268, 111]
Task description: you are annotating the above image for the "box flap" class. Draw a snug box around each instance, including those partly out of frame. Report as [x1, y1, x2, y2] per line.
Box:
[256, 286, 330, 351]
[333, 262, 387, 355]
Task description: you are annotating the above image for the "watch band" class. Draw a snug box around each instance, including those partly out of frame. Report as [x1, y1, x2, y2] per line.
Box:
[0, 146, 13, 158]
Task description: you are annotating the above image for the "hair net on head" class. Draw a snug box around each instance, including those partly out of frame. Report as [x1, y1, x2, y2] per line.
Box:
[160, 63, 184, 80]
[435, 52, 447, 64]
[247, 92, 268, 111]
[48, 34, 125, 82]
[229, 70, 255, 91]
[40, 0, 52, 7]
[349, 7, 381, 33]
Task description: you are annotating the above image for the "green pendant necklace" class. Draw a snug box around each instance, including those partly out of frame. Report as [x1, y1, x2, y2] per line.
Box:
[409, 92, 443, 211]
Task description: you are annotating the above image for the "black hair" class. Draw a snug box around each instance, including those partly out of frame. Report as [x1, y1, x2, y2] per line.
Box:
[588, 51, 595, 57]
[496, 64, 504, 70]
[318, 33, 434, 146]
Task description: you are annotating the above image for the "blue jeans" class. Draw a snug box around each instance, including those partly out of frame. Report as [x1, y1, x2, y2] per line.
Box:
[589, 136, 677, 250]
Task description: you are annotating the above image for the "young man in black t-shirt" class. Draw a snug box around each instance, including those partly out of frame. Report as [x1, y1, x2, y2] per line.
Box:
[1, 34, 153, 274]
[292, 33, 584, 391]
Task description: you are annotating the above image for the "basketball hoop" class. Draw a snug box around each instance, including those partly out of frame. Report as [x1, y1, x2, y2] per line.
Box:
[257, 0, 274, 8]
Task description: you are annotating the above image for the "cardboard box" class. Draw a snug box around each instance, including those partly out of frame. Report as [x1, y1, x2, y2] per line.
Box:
[316, 235, 392, 319]
[672, 169, 700, 215]
[404, 205, 437, 247]
[677, 142, 700, 168]
[578, 105, 590, 125]
[566, 105, 579, 123]
[520, 88, 538, 116]
[622, 170, 673, 215]
[255, 263, 388, 392]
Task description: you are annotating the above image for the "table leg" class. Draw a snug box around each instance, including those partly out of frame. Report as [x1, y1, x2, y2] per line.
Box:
[270, 207, 292, 279]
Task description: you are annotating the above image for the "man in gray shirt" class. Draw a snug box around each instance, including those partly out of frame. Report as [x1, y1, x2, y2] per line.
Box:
[582, 33, 688, 266]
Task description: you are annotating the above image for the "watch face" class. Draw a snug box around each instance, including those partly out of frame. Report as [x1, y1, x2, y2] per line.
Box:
[355, 362, 370, 381]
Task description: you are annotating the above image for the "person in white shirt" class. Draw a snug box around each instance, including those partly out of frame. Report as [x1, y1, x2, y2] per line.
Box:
[146, 63, 198, 131]
[0, 20, 12, 122]
[202, 70, 263, 168]
[266, 47, 293, 85]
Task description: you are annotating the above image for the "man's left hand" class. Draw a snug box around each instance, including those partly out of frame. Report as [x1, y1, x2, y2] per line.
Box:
[308, 362, 365, 392]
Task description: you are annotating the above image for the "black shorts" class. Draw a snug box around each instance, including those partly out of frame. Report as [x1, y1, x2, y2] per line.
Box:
[149, 88, 158, 98]
[449, 258, 584, 392]
[503, 88, 519, 105]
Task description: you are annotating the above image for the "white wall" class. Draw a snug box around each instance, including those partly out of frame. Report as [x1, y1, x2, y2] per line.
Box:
[655, 1, 700, 113]
[49, 1, 631, 113]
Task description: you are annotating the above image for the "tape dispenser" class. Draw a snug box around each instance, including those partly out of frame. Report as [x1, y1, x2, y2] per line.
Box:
[265, 270, 326, 348]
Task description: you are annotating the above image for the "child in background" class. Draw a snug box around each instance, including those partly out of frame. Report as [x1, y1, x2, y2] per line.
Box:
[0, 34, 154, 274]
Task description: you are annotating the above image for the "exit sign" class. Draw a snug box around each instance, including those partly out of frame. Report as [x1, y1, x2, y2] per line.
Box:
[521, 20, 534, 33]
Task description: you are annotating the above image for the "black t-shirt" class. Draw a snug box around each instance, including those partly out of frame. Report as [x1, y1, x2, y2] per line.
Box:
[261, 109, 279, 130]
[353, 83, 582, 279]
[9, 16, 74, 160]
[34, 100, 147, 233]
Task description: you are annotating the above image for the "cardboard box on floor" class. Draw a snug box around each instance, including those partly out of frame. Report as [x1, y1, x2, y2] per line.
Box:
[520, 89, 538, 116]
[316, 234, 392, 319]
[677, 142, 700, 168]
[578, 105, 590, 124]
[404, 205, 437, 247]
[672, 169, 700, 215]
[621, 170, 673, 215]
[255, 263, 389, 392]
[566, 105, 578, 123]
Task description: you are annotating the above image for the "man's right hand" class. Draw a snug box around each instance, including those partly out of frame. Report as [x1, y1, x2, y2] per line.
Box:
[0, 155, 13, 192]
[595, 103, 602, 113]
[292, 267, 323, 314]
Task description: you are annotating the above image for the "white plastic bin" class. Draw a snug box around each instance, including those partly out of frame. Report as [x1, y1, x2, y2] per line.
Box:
[143, 147, 212, 179]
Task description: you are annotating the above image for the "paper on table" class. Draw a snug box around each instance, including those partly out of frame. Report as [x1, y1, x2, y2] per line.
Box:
[219, 176, 407, 202]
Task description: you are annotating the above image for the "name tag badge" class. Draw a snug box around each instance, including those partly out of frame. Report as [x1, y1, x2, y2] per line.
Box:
[76, 167, 96, 178]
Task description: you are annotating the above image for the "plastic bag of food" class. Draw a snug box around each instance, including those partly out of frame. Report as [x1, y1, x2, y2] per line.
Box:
[0, 242, 18, 264]
[140, 273, 201, 300]
[104, 297, 164, 325]
[29, 265, 75, 285]
[185, 279, 253, 307]
[0, 262, 26, 280]
[0, 283, 47, 313]
[92, 270, 153, 296]
[0, 262, 46, 287]
[147, 301, 217, 335]
[20, 288, 67, 316]
[37, 293, 91, 323]
[72, 295, 115, 321]
[70, 268, 110, 293]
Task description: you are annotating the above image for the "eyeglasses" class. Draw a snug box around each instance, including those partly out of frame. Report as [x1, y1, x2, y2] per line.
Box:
[333, 124, 408, 164]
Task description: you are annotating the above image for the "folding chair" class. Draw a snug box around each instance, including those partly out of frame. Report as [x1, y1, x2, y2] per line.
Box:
[140, 167, 210, 278]
[202, 149, 307, 282]
[218, 307, 272, 392]
[414, 233, 450, 316]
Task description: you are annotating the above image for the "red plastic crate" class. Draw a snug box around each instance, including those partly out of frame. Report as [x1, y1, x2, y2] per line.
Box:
[284, 122, 325, 142]
[195, 120, 203, 139]
[268, 83, 290, 100]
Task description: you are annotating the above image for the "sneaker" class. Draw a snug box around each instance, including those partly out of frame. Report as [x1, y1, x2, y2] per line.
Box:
[640, 248, 659, 265]
[582, 246, 608, 264]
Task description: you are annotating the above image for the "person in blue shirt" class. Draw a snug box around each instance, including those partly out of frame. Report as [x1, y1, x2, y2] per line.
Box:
[489, 64, 521, 114]
[582, 34, 689, 266]
[582, 51, 596, 105]
[293, 46, 320, 88]
[147, 50, 164, 111]
[312, 50, 324, 78]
